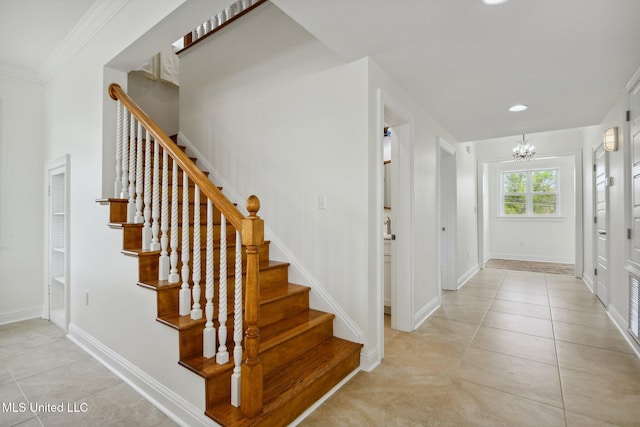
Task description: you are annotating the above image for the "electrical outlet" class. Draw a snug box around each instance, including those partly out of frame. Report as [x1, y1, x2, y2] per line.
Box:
[519, 241, 524, 246]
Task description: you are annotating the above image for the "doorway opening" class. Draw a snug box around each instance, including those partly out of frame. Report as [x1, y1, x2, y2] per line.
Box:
[377, 89, 414, 361]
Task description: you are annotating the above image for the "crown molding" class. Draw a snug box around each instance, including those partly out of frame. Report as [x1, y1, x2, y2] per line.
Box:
[626, 66, 640, 95]
[0, 61, 41, 83]
[37, 0, 131, 83]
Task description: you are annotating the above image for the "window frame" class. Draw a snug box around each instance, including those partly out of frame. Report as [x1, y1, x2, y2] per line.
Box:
[500, 168, 560, 217]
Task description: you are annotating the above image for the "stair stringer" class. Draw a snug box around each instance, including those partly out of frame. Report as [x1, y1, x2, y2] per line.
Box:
[177, 131, 365, 346]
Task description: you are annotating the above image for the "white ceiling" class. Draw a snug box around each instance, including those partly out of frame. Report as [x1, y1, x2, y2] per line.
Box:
[273, 0, 640, 142]
[0, 0, 96, 79]
[1, 0, 639, 142]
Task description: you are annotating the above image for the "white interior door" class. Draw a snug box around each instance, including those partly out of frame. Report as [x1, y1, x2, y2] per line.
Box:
[594, 145, 609, 306]
[439, 144, 457, 290]
[629, 90, 640, 267]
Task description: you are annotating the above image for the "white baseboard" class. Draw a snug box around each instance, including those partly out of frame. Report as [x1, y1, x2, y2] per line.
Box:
[0, 306, 42, 325]
[177, 132, 365, 345]
[359, 346, 380, 372]
[67, 323, 214, 427]
[414, 296, 441, 330]
[582, 274, 594, 293]
[489, 253, 575, 264]
[457, 264, 480, 288]
[606, 305, 640, 359]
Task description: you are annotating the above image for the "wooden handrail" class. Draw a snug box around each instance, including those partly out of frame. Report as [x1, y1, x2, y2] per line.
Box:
[108, 83, 244, 230]
[109, 82, 264, 418]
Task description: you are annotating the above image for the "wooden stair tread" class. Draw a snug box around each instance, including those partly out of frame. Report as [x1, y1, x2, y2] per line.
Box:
[179, 309, 332, 378]
[136, 279, 181, 291]
[259, 309, 333, 346]
[157, 313, 206, 330]
[205, 337, 362, 427]
[121, 240, 273, 258]
[157, 283, 309, 331]
[100, 123, 362, 425]
[261, 282, 308, 303]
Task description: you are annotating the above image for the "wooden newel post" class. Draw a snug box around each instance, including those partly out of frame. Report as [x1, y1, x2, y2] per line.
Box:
[241, 195, 264, 418]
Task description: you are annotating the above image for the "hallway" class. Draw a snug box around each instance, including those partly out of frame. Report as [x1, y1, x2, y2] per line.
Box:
[1, 269, 639, 426]
[301, 269, 640, 426]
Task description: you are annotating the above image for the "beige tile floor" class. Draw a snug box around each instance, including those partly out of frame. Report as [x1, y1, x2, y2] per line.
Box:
[1, 269, 639, 426]
[0, 319, 177, 427]
[301, 269, 640, 427]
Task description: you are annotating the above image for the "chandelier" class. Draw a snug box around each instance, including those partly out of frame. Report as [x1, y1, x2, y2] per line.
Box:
[512, 134, 535, 161]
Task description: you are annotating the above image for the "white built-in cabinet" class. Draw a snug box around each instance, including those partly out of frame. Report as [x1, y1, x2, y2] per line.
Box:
[45, 155, 70, 331]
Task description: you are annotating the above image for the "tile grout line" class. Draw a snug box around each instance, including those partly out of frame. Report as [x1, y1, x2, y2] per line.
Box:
[453, 271, 568, 413]
[546, 273, 569, 427]
[429, 270, 509, 424]
[10, 368, 45, 427]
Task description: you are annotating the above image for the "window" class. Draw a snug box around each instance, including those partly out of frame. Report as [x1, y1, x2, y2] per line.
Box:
[501, 169, 558, 216]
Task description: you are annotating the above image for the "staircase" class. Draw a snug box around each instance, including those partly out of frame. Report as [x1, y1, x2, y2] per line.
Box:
[100, 84, 362, 426]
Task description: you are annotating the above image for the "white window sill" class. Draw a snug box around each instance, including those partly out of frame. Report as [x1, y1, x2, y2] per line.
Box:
[497, 215, 565, 222]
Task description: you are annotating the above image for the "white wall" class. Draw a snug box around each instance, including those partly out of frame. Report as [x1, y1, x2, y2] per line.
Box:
[475, 128, 587, 265]
[487, 156, 576, 263]
[179, 3, 371, 347]
[0, 74, 44, 324]
[178, 3, 459, 368]
[127, 71, 179, 136]
[39, 0, 228, 421]
[456, 142, 479, 284]
[367, 60, 458, 332]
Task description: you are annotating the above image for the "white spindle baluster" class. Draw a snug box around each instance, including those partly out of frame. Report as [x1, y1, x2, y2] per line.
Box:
[230, 230, 243, 407]
[179, 171, 191, 316]
[134, 122, 144, 224]
[192, 29, 198, 42]
[191, 186, 202, 320]
[168, 161, 179, 284]
[114, 101, 123, 197]
[142, 131, 152, 249]
[203, 19, 211, 35]
[121, 109, 129, 199]
[150, 139, 160, 251]
[159, 148, 170, 280]
[204, 199, 217, 358]
[128, 115, 136, 222]
[217, 215, 229, 364]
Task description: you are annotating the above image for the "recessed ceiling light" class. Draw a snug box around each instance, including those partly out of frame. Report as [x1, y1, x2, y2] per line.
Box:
[481, 0, 510, 5]
[509, 104, 529, 112]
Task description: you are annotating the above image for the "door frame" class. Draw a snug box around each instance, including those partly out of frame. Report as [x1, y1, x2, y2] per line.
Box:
[376, 89, 415, 360]
[437, 138, 457, 290]
[593, 144, 610, 306]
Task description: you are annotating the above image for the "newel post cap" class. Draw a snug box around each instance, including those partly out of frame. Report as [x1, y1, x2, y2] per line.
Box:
[243, 195, 264, 245]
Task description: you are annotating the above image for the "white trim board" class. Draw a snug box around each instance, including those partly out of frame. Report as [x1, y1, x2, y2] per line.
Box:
[457, 264, 480, 288]
[488, 253, 575, 264]
[176, 132, 365, 346]
[67, 323, 214, 427]
[582, 274, 594, 294]
[0, 306, 42, 326]
[606, 305, 640, 359]
[414, 296, 441, 330]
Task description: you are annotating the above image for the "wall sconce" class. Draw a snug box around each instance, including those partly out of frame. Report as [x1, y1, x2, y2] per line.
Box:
[604, 127, 618, 152]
